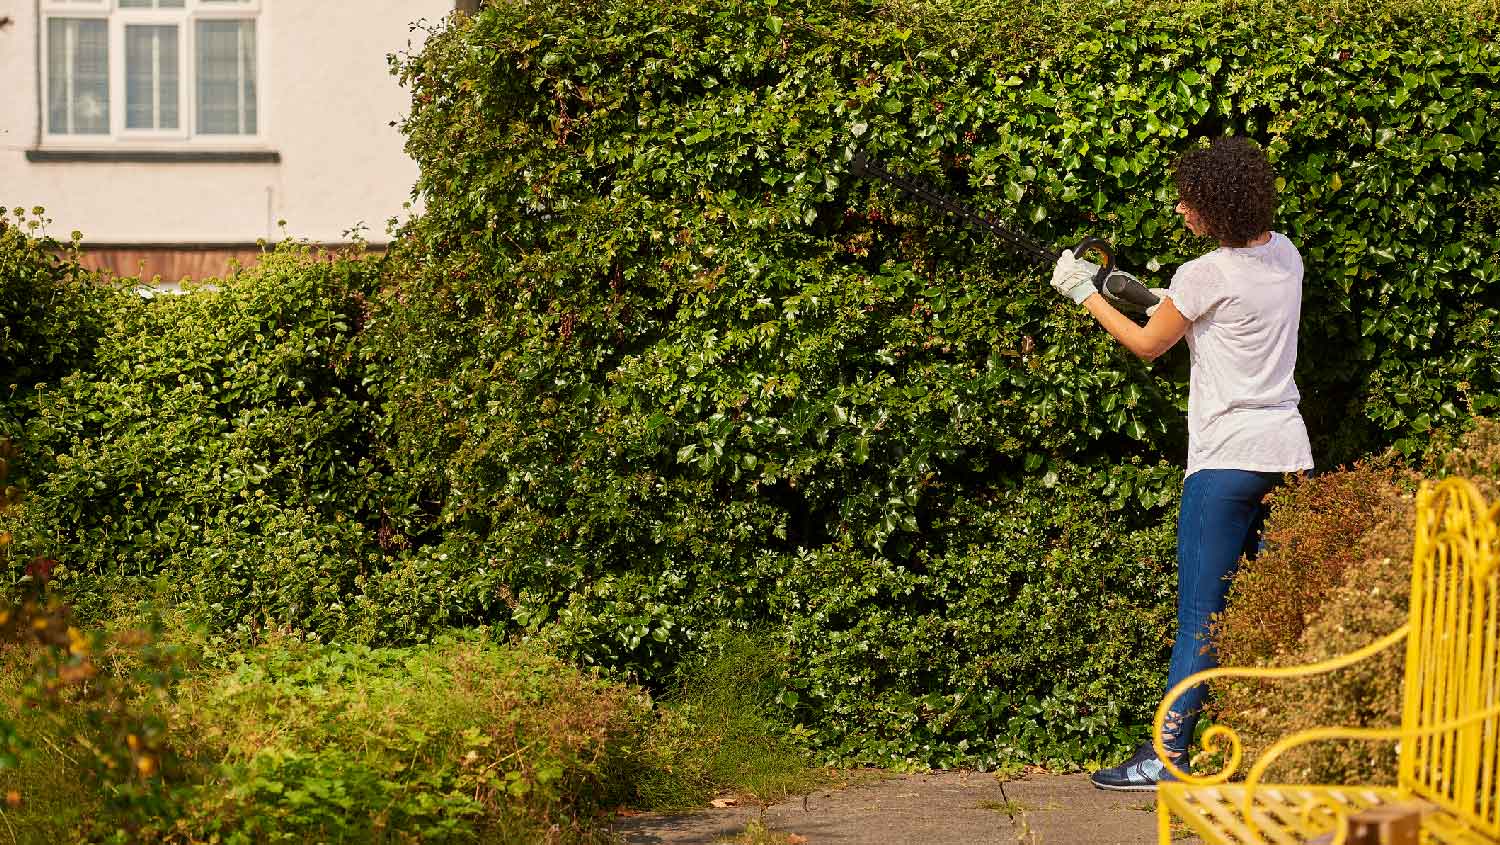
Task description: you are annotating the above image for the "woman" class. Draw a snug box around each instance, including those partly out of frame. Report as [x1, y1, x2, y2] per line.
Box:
[1049, 136, 1314, 791]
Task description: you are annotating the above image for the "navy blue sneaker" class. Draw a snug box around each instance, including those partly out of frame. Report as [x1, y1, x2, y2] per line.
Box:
[1089, 744, 1189, 792]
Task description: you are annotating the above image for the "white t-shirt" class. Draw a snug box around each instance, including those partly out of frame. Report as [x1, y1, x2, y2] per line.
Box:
[1166, 232, 1315, 477]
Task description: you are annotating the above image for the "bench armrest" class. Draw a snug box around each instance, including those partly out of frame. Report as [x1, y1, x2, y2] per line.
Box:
[1151, 623, 1412, 785]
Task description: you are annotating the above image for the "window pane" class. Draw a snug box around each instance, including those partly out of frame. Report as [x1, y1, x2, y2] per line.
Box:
[126, 25, 179, 130]
[46, 18, 108, 134]
[196, 19, 256, 134]
[119, 1, 186, 7]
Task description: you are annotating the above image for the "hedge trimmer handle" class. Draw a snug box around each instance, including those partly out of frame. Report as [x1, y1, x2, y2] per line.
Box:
[1068, 236, 1116, 285]
[1104, 271, 1163, 310]
[1069, 237, 1161, 309]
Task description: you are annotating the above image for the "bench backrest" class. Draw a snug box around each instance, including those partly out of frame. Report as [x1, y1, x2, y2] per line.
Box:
[1399, 477, 1499, 836]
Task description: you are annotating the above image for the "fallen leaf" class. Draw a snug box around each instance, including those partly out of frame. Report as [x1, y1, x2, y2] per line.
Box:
[787, 835, 808, 845]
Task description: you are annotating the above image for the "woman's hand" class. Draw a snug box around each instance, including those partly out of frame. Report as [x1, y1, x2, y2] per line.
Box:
[1050, 249, 1101, 304]
[1145, 289, 1171, 317]
[1053, 252, 1188, 360]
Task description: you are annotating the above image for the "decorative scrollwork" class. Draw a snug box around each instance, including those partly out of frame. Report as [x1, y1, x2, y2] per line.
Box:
[1238, 725, 1403, 844]
[1293, 794, 1352, 845]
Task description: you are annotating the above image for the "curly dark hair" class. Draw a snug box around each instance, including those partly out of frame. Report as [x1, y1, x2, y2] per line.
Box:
[1172, 136, 1278, 247]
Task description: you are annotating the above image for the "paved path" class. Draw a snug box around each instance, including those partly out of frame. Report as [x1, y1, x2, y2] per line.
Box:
[613, 771, 1203, 845]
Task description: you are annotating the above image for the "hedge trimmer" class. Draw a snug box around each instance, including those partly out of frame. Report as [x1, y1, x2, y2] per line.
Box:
[848, 151, 1160, 311]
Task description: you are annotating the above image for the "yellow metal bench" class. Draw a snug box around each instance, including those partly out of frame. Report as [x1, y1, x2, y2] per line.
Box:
[1154, 477, 1500, 845]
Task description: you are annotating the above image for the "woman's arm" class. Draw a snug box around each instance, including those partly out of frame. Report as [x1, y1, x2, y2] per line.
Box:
[1081, 293, 1190, 362]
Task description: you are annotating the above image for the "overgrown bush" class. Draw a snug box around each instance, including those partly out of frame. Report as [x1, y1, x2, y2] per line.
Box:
[173, 633, 643, 844]
[1213, 461, 1407, 667]
[0, 615, 830, 843]
[1210, 420, 1500, 784]
[0, 627, 647, 844]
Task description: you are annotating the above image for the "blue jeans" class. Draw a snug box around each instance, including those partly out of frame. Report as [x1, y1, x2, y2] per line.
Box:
[1160, 469, 1281, 758]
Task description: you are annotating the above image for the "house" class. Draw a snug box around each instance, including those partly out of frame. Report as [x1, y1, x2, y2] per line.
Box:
[0, 0, 470, 283]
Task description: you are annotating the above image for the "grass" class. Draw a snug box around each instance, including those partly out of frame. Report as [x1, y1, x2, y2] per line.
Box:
[1, 624, 644, 844]
[632, 634, 839, 812]
[991, 761, 1030, 783]
[0, 619, 833, 843]
[712, 819, 806, 845]
[0, 644, 105, 844]
[1133, 802, 1199, 841]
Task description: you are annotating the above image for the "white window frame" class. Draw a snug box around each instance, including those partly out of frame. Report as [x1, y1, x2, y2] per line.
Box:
[40, 0, 268, 149]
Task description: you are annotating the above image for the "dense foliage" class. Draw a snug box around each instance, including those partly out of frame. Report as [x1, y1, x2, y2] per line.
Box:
[4, 245, 384, 629]
[0, 597, 820, 844]
[0, 211, 116, 458]
[365, 0, 1500, 764]
[1, 627, 644, 844]
[5, 0, 1499, 773]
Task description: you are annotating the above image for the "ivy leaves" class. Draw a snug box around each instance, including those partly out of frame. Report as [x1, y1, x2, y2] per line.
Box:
[369, 0, 1500, 763]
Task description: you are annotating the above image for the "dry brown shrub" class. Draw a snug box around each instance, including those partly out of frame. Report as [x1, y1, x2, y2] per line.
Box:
[1214, 460, 1409, 667]
[1429, 418, 1500, 502]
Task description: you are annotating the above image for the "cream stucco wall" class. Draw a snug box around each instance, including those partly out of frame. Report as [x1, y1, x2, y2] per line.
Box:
[0, 2, 454, 245]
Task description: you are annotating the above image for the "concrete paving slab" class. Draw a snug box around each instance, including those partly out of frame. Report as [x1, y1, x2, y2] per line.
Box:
[612, 771, 1203, 845]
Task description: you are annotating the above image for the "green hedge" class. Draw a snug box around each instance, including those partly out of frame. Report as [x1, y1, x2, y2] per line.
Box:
[9, 0, 1500, 770]
[6, 244, 386, 629]
[354, 0, 1500, 764]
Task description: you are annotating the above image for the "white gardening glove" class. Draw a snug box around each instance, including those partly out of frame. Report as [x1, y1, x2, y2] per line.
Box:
[1050, 249, 1100, 305]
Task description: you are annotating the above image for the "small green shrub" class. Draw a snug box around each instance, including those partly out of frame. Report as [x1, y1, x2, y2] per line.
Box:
[0, 628, 646, 844]
[175, 632, 643, 844]
[4, 243, 386, 633]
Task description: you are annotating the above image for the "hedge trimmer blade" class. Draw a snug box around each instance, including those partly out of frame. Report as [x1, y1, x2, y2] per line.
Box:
[849, 150, 1160, 311]
[849, 151, 1058, 264]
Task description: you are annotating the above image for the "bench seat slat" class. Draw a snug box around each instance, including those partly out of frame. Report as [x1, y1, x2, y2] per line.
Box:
[1159, 784, 1403, 844]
